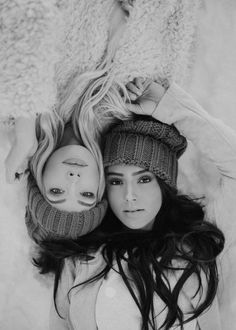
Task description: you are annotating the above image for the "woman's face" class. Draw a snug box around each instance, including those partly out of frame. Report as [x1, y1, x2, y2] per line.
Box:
[106, 165, 162, 230]
[43, 145, 99, 212]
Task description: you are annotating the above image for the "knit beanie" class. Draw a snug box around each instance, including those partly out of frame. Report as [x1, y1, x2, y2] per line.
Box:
[103, 118, 187, 188]
[25, 175, 107, 243]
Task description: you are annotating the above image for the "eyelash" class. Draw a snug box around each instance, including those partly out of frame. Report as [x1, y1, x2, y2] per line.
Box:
[108, 178, 123, 186]
[80, 192, 95, 198]
[138, 176, 152, 183]
[49, 188, 65, 195]
[107, 176, 152, 186]
[49, 189, 94, 199]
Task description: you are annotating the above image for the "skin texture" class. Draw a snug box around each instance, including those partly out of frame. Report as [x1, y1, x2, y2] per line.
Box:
[106, 164, 162, 230]
[126, 77, 166, 115]
[5, 116, 38, 183]
[43, 145, 99, 212]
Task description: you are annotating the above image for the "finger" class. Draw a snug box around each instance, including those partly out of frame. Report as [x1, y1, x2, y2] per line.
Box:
[134, 77, 145, 90]
[5, 164, 23, 183]
[119, 0, 134, 13]
[142, 78, 153, 92]
[126, 84, 139, 100]
[5, 161, 20, 183]
[126, 82, 142, 97]
[128, 91, 139, 101]
[125, 102, 144, 115]
[4, 147, 28, 183]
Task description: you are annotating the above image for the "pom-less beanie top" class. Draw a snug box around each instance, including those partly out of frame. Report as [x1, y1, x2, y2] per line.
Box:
[103, 118, 187, 188]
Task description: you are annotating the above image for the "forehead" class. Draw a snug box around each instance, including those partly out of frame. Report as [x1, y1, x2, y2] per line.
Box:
[48, 145, 97, 164]
[106, 164, 148, 175]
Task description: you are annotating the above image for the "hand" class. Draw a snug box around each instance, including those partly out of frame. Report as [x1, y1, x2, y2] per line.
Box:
[125, 77, 166, 116]
[5, 116, 38, 183]
[118, 0, 134, 13]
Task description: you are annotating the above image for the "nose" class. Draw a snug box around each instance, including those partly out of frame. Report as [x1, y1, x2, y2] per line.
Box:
[125, 184, 137, 202]
[66, 171, 80, 198]
[67, 170, 80, 181]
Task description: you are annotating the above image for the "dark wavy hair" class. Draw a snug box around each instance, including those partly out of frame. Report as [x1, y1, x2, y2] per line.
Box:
[34, 178, 224, 330]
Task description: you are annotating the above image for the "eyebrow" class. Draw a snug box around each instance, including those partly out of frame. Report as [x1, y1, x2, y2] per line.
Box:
[78, 200, 96, 207]
[106, 169, 148, 177]
[47, 198, 96, 208]
[47, 198, 66, 204]
[62, 162, 88, 168]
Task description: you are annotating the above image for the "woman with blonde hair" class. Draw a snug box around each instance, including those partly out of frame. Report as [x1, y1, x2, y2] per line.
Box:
[22, 73, 131, 242]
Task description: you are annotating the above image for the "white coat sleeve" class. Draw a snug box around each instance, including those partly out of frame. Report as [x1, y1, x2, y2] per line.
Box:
[152, 83, 236, 328]
[152, 82, 236, 247]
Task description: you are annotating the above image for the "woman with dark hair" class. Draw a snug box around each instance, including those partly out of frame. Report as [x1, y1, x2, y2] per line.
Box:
[32, 78, 236, 329]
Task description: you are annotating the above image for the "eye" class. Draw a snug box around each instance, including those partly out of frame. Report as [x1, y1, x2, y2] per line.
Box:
[138, 176, 152, 183]
[80, 192, 95, 198]
[107, 178, 123, 186]
[49, 188, 65, 195]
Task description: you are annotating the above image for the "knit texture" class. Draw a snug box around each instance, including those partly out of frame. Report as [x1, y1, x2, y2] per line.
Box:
[103, 119, 187, 188]
[25, 175, 107, 242]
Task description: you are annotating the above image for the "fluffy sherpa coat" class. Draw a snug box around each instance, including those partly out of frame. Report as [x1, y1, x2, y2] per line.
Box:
[0, 0, 200, 124]
[109, 0, 200, 86]
[0, 0, 115, 122]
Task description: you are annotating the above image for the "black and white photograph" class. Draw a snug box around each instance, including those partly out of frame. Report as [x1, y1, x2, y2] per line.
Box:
[0, 1, 236, 329]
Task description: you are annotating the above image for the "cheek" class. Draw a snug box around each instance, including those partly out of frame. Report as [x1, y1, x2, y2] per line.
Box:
[42, 168, 52, 188]
[146, 185, 162, 211]
[42, 166, 67, 195]
[83, 172, 99, 192]
[43, 165, 61, 185]
[90, 170, 100, 188]
[107, 188, 121, 211]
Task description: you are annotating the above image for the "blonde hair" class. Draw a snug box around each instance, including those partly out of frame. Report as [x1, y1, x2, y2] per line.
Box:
[30, 69, 132, 201]
[29, 110, 64, 194]
[71, 71, 132, 199]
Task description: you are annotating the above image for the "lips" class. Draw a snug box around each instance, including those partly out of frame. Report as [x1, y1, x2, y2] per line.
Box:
[63, 158, 87, 167]
[124, 209, 144, 213]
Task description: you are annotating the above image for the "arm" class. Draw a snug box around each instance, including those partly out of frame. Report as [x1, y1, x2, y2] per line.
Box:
[5, 115, 38, 183]
[153, 83, 236, 180]
[126, 79, 236, 247]
[126, 79, 236, 327]
[156, 85, 236, 330]
[153, 83, 236, 248]
[127, 78, 236, 180]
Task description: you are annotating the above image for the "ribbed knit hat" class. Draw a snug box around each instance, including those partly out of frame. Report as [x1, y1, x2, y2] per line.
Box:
[103, 118, 187, 188]
[25, 175, 107, 243]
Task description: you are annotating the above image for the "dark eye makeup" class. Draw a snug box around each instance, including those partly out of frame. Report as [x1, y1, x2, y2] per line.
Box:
[49, 188, 65, 195]
[138, 175, 152, 183]
[107, 178, 123, 185]
[80, 192, 95, 198]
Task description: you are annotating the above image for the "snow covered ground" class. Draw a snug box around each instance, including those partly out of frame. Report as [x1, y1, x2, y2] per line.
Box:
[0, 1, 236, 329]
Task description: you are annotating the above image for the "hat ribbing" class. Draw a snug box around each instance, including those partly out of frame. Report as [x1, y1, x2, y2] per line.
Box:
[103, 119, 187, 188]
[25, 175, 107, 242]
